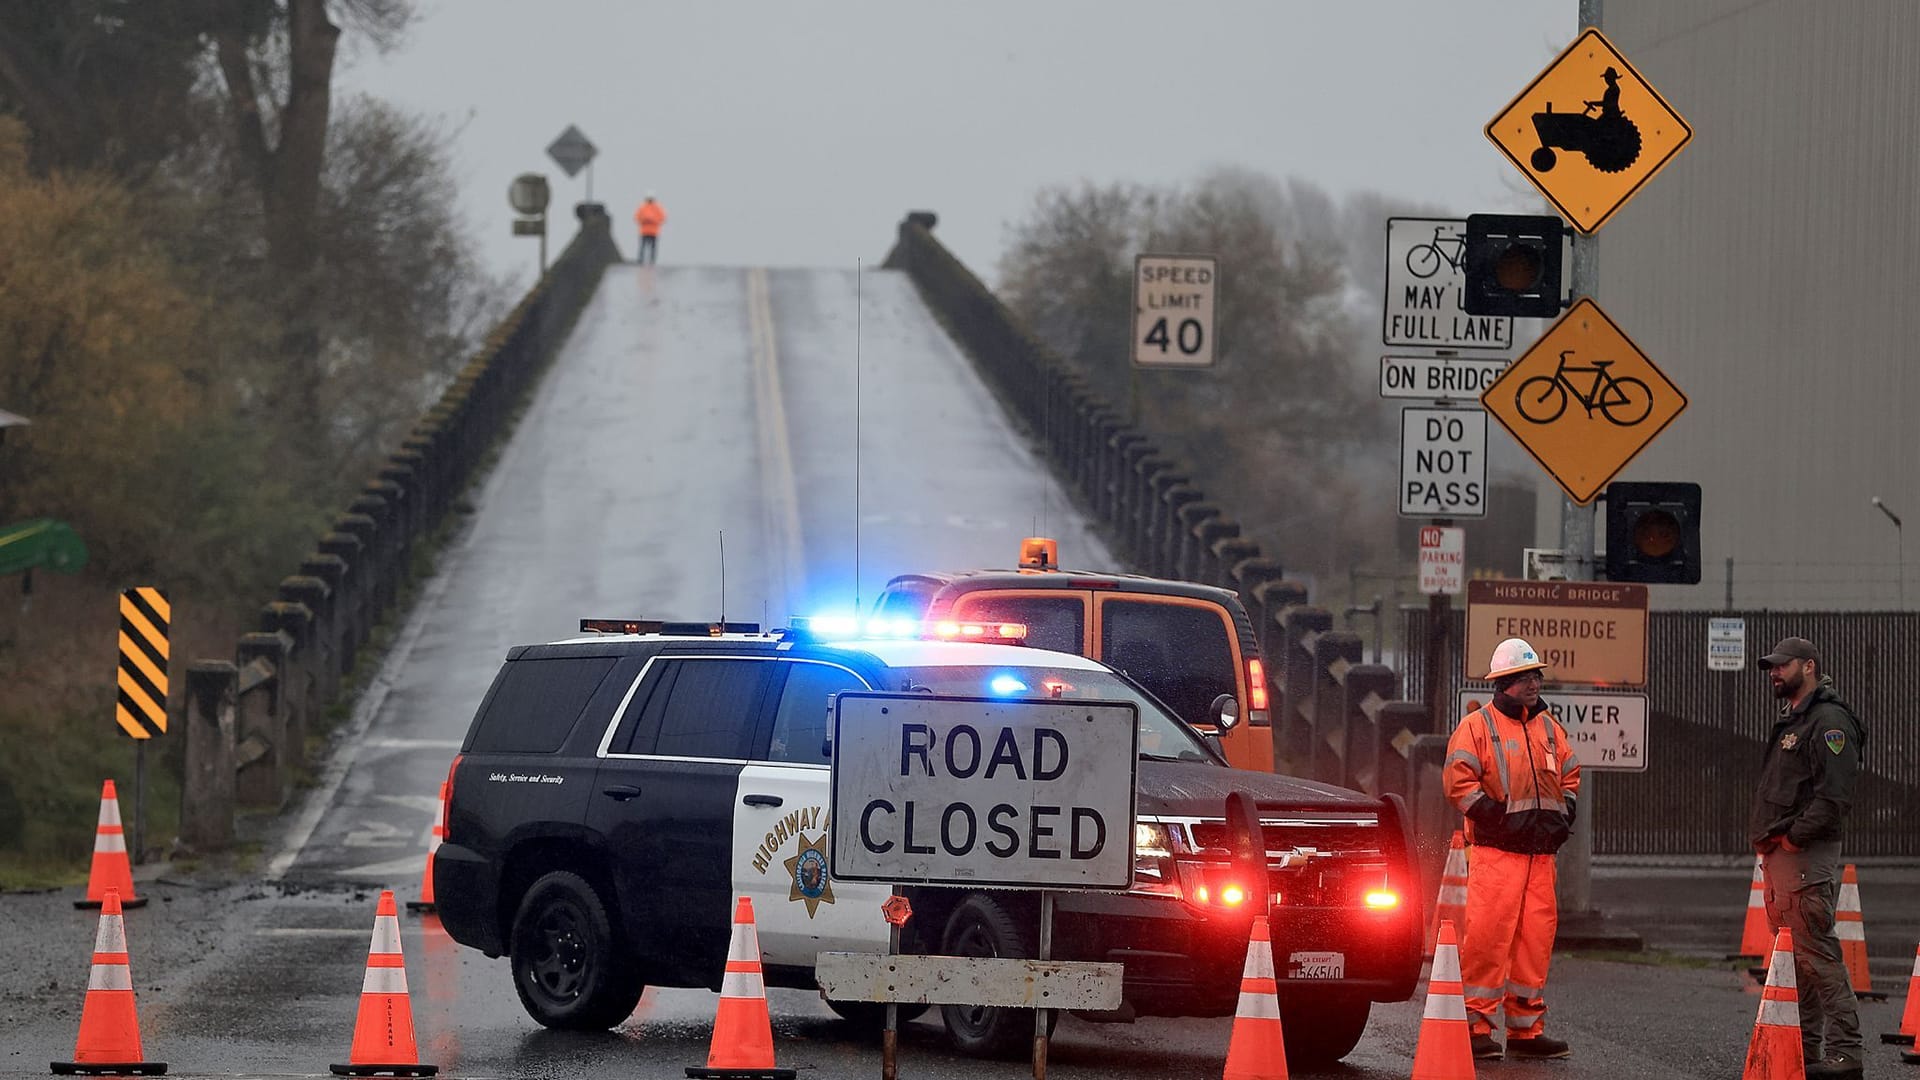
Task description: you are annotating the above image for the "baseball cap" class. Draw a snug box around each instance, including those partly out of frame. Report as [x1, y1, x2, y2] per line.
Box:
[1757, 637, 1819, 670]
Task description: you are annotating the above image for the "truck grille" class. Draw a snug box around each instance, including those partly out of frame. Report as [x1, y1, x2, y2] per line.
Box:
[1185, 816, 1390, 908]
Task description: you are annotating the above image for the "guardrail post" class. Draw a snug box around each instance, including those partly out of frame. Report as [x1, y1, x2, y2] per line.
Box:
[1407, 733, 1456, 923]
[1252, 580, 1306, 679]
[299, 553, 354, 677]
[1193, 518, 1242, 586]
[1340, 664, 1400, 795]
[1310, 630, 1364, 787]
[1375, 700, 1436, 800]
[276, 576, 339, 701]
[1174, 502, 1220, 582]
[180, 661, 239, 852]
[1275, 605, 1333, 775]
[234, 631, 292, 808]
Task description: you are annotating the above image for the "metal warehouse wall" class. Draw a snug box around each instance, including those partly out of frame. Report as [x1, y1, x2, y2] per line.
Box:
[1574, 2, 1920, 610]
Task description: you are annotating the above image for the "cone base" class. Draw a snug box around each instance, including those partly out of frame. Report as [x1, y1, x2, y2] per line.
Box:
[1881, 1032, 1915, 1045]
[1905, 1048, 1920, 1065]
[328, 1064, 437, 1076]
[52, 1061, 166, 1075]
[403, 901, 437, 913]
[683, 1069, 796, 1080]
[74, 897, 147, 911]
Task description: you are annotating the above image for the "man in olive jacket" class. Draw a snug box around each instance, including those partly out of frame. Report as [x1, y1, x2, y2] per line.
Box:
[1749, 637, 1866, 1079]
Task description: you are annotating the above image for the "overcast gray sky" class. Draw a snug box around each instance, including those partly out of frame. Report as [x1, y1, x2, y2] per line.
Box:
[342, 1, 1576, 290]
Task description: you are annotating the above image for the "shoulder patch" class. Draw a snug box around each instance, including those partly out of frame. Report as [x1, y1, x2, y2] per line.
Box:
[1823, 729, 1846, 755]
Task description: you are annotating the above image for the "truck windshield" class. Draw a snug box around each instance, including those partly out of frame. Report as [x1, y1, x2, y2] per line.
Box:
[893, 665, 1217, 764]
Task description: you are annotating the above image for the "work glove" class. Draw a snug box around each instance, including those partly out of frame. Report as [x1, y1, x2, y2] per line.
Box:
[1564, 794, 1578, 827]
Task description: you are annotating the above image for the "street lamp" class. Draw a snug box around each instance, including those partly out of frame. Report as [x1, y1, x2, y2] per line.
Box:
[1871, 496, 1903, 607]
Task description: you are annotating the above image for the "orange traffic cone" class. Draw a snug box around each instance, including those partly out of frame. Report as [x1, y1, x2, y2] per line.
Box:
[52, 890, 166, 1075]
[1426, 831, 1468, 958]
[1411, 919, 1475, 1080]
[330, 890, 436, 1077]
[1836, 865, 1886, 1000]
[1743, 927, 1805, 1080]
[687, 897, 794, 1080]
[1882, 943, 1919, 1046]
[406, 782, 447, 913]
[1730, 854, 1770, 960]
[1222, 914, 1287, 1080]
[76, 780, 143, 910]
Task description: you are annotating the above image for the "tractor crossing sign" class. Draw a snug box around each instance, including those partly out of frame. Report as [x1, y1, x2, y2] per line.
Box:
[1485, 28, 1693, 234]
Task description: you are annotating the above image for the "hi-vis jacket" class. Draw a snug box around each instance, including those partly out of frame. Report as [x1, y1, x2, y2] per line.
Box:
[1445, 699, 1582, 855]
[635, 201, 667, 236]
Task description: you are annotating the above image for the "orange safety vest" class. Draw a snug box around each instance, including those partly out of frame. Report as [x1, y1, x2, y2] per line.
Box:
[1443, 701, 1581, 853]
[635, 201, 667, 236]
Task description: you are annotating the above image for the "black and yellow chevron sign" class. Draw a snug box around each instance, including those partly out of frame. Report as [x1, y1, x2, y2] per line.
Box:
[116, 587, 170, 739]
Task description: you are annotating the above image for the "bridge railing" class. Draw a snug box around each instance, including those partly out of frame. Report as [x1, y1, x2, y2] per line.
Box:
[177, 205, 623, 852]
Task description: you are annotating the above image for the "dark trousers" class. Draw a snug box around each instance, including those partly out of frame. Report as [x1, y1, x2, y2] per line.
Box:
[1762, 841, 1861, 1058]
[637, 234, 658, 264]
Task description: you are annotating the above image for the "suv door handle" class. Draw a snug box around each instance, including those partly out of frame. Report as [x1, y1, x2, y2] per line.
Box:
[601, 784, 642, 801]
[742, 794, 783, 808]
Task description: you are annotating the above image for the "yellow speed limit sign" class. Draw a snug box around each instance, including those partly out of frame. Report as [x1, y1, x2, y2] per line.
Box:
[1133, 254, 1216, 368]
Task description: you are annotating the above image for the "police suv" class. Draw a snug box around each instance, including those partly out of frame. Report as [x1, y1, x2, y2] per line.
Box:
[433, 618, 1421, 1066]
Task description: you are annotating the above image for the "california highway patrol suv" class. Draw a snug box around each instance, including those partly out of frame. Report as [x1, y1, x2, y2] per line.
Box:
[433, 618, 1421, 1066]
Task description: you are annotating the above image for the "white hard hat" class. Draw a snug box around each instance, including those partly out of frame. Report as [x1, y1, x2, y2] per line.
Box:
[1485, 638, 1547, 681]
[645, 190, 656, 199]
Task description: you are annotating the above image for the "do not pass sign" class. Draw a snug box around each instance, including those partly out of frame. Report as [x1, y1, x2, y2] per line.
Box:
[1400, 408, 1486, 519]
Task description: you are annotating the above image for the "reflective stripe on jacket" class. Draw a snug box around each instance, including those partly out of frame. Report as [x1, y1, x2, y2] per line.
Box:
[1444, 701, 1582, 855]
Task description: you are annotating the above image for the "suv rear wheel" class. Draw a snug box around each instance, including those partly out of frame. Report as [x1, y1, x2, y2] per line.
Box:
[509, 871, 644, 1030]
[938, 894, 1057, 1057]
[1281, 996, 1371, 1068]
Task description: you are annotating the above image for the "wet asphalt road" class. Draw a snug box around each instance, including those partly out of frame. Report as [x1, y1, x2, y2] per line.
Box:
[3, 265, 1916, 1078]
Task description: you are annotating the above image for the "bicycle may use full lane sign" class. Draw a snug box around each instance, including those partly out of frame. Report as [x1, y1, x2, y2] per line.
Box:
[1383, 217, 1514, 351]
[1479, 297, 1687, 506]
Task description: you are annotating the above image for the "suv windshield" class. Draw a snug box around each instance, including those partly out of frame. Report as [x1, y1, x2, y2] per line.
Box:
[892, 664, 1217, 764]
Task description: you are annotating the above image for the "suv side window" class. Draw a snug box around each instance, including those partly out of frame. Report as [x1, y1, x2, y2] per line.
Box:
[646, 658, 770, 759]
[950, 593, 1087, 654]
[764, 661, 868, 765]
[1100, 598, 1237, 727]
[467, 656, 617, 754]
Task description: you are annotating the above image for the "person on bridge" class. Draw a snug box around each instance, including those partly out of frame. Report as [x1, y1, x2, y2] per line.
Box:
[635, 192, 667, 264]
[1750, 636, 1865, 1079]
[1445, 637, 1580, 1061]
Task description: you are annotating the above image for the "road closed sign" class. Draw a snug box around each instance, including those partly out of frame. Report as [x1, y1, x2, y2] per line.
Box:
[1400, 408, 1486, 518]
[828, 693, 1139, 890]
[1133, 254, 1217, 367]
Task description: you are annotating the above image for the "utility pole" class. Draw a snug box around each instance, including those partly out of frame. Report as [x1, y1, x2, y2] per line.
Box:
[1555, 0, 1603, 928]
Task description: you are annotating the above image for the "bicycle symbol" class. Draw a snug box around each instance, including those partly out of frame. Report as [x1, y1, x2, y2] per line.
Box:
[1515, 350, 1653, 426]
[1405, 225, 1467, 279]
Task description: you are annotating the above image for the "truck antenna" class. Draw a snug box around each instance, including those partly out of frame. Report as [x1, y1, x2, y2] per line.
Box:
[718, 529, 726, 625]
[854, 258, 863, 616]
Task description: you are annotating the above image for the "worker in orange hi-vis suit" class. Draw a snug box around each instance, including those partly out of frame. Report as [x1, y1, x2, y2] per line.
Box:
[634, 192, 667, 264]
[1445, 637, 1581, 1063]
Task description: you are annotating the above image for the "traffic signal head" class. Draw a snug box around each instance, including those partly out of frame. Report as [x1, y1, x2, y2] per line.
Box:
[1463, 213, 1567, 318]
[1605, 481, 1702, 584]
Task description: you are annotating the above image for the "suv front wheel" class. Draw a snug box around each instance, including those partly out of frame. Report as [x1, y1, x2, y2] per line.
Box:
[509, 870, 644, 1030]
[938, 894, 1057, 1057]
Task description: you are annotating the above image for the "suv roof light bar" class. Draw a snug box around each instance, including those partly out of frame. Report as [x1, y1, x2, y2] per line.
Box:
[579, 619, 761, 636]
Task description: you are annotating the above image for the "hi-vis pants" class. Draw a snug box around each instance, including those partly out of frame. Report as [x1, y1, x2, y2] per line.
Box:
[1461, 845, 1559, 1039]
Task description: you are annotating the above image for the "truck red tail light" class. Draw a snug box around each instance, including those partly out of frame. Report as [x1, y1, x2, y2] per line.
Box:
[1246, 658, 1270, 726]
